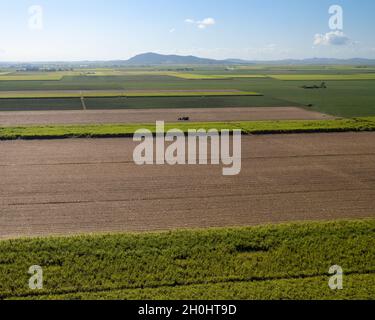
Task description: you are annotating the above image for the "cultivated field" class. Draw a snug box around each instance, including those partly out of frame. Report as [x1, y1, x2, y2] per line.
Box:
[0, 66, 374, 117]
[1, 65, 374, 300]
[1, 133, 374, 239]
[0, 96, 290, 112]
[0, 107, 334, 126]
[1, 220, 374, 300]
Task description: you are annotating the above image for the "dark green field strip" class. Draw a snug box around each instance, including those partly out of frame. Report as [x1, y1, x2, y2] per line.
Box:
[0, 98, 82, 111]
[0, 96, 292, 112]
[1, 118, 375, 140]
[1, 220, 374, 300]
[261, 80, 375, 118]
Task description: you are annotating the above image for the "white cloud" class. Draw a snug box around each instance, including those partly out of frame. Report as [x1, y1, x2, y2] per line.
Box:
[169, 28, 175, 33]
[198, 18, 216, 29]
[314, 31, 351, 46]
[185, 17, 216, 29]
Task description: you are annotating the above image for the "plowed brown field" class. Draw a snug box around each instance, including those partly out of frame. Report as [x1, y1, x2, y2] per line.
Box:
[0, 107, 333, 126]
[1, 132, 374, 239]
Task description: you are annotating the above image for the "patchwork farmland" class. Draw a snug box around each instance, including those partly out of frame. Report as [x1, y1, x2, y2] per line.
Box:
[0, 65, 374, 300]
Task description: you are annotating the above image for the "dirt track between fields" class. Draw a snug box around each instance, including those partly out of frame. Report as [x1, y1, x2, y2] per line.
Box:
[1, 132, 374, 239]
[0, 107, 333, 126]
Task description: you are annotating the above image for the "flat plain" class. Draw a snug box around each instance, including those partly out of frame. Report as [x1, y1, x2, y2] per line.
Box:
[1, 65, 375, 300]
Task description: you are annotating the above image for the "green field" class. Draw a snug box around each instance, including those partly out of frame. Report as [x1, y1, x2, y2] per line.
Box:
[0, 66, 374, 117]
[0, 98, 83, 112]
[0, 96, 289, 112]
[1, 219, 374, 300]
[1, 117, 375, 140]
[85, 95, 280, 110]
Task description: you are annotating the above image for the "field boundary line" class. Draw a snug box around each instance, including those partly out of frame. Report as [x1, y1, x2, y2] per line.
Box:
[80, 92, 87, 111]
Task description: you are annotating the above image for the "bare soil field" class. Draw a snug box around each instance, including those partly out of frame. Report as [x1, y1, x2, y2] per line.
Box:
[0, 132, 374, 239]
[0, 107, 333, 126]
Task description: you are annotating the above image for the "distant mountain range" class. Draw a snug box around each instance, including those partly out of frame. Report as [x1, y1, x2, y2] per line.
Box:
[252, 57, 375, 66]
[2, 53, 375, 67]
[121, 53, 375, 66]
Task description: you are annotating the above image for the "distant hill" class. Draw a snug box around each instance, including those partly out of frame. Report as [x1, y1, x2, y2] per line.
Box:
[244, 58, 375, 66]
[124, 52, 227, 65]
[122, 53, 375, 66]
[224, 58, 254, 64]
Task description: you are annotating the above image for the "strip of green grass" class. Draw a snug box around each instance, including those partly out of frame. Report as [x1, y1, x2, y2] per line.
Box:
[1, 219, 374, 300]
[1, 117, 375, 140]
[239, 117, 375, 134]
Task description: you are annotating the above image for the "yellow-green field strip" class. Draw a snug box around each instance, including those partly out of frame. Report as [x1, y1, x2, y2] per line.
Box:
[1, 117, 374, 140]
[0, 71, 269, 81]
[81, 71, 269, 79]
[2, 70, 375, 81]
[0, 72, 79, 81]
[0, 75, 65, 81]
[164, 73, 268, 79]
[0, 90, 261, 99]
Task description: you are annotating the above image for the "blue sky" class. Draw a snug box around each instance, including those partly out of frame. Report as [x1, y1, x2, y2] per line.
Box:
[0, 0, 374, 61]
